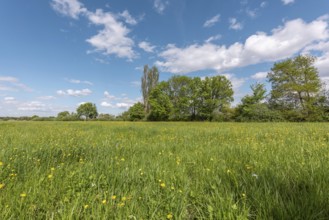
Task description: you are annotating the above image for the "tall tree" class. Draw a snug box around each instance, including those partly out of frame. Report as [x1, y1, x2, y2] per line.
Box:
[268, 55, 322, 120]
[76, 102, 98, 120]
[141, 65, 159, 114]
[148, 82, 173, 121]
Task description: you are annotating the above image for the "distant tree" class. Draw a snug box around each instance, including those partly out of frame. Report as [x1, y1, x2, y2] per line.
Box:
[141, 65, 159, 114]
[98, 113, 115, 121]
[235, 83, 283, 121]
[198, 76, 234, 120]
[268, 55, 322, 121]
[76, 103, 98, 120]
[148, 82, 173, 121]
[127, 102, 145, 121]
[57, 111, 70, 120]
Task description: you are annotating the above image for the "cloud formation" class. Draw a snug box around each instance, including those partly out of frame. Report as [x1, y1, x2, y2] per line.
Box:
[138, 41, 156, 53]
[154, 0, 169, 14]
[57, 89, 92, 97]
[203, 14, 220, 28]
[156, 16, 329, 74]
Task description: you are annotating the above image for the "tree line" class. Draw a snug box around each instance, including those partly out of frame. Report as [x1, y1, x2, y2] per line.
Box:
[123, 55, 329, 122]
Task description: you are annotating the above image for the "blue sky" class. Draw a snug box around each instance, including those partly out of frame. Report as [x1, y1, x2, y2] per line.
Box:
[1, 0, 329, 116]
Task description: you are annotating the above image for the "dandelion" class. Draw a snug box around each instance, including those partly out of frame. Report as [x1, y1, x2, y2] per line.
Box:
[0, 183, 5, 189]
[51, 167, 55, 171]
[122, 196, 127, 201]
[160, 183, 166, 188]
[84, 204, 89, 209]
[120, 158, 125, 161]
[167, 213, 173, 219]
[102, 199, 107, 204]
[20, 193, 27, 198]
[0, 161, 3, 166]
[111, 195, 117, 200]
[118, 202, 125, 207]
[48, 174, 53, 179]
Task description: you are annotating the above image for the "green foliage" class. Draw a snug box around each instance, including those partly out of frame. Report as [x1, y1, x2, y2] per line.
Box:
[268, 55, 323, 121]
[148, 82, 173, 121]
[127, 102, 145, 121]
[235, 83, 284, 122]
[97, 114, 116, 121]
[76, 103, 98, 120]
[1, 122, 329, 219]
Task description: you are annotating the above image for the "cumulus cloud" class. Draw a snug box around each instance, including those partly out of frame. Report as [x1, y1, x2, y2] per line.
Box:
[101, 101, 113, 107]
[251, 72, 268, 80]
[282, 0, 295, 5]
[57, 89, 92, 97]
[119, 10, 137, 25]
[104, 91, 117, 100]
[203, 14, 220, 28]
[51, 0, 86, 19]
[154, 0, 169, 14]
[18, 101, 50, 112]
[86, 9, 136, 60]
[229, 18, 243, 30]
[156, 16, 329, 74]
[138, 41, 156, 53]
[51, 0, 137, 60]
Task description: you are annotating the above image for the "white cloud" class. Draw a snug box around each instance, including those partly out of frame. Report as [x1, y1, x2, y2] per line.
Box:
[37, 96, 57, 100]
[205, 34, 222, 43]
[282, 0, 295, 5]
[229, 18, 243, 30]
[221, 74, 246, 90]
[66, 78, 93, 85]
[246, 8, 257, 18]
[0, 76, 32, 92]
[18, 101, 49, 112]
[119, 10, 137, 25]
[138, 41, 156, 53]
[101, 101, 113, 107]
[51, 0, 86, 19]
[104, 91, 117, 100]
[251, 72, 268, 80]
[203, 14, 221, 28]
[86, 9, 136, 60]
[116, 102, 133, 109]
[3, 97, 17, 104]
[154, 0, 169, 14]
[156, 16, 329, 74]
[57, 89, 92, 97]
[260, 2, 268, 8]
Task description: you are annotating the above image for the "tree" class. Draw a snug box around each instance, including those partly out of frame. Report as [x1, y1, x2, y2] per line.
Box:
[57, 111, 70, 119]
[148, 82, 173, 121]
[198, 76, 234, 120]
[268, 55, 322, 121]
[98, 113, 115, 121]
[141, 65, 159, 114]
[127, 102, 145, 121]
[235, 83, 283, 121]
[77, 103, 98, 120]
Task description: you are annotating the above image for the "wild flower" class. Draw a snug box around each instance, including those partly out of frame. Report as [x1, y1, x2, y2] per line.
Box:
[111, 195, 117, 200]
[160, 183, 166, 188]
[0, 183, 5, 189]
[102, 199, 107, 204]
[167, 213, 173, 219]
[20, 193, 27, 198]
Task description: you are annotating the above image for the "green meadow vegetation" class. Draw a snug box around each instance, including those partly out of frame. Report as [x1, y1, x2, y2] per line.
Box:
[1, 121, 329, 219]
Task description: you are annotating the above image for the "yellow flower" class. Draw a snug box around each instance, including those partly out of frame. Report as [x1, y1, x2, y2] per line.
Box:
[122, 196, 127, 201]
[118, 202, 125, 207]
[160, 183, 166, 188]
[51, 167, 55, 171]
[48, 174, 53, 179]
[20, 193, 27, 198]
[84, 204, 89, 209]
[111, 195, 117, 200]
[120, 158, 125, 161]
[167, 213, 173, 219]
[102, 199, 107, 204]
[0, 161, 3, 166]
[0, 183, 5, 189]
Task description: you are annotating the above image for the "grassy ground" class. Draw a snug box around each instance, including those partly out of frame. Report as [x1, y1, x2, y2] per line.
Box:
[0, 122, 329, 219]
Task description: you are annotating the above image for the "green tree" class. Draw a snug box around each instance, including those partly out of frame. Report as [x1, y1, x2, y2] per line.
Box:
[235, 83, 283, 121]
[57, 111, 70, 120]
[268, 55, 322, 121]
[77, 103, 98, 120]
[141, 65, 159, 114]
[148, 82, 173, 121]
[199, 76, 234, 120]
[128, 102, 145, 121]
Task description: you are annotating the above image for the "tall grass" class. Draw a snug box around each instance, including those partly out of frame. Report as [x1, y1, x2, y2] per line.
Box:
[0, 122, 329, 219]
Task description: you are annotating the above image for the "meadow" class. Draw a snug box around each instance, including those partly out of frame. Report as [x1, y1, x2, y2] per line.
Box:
[0, 122, 329, 219]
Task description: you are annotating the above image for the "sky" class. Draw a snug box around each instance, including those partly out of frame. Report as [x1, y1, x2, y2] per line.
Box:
[0, 0, 329, 117]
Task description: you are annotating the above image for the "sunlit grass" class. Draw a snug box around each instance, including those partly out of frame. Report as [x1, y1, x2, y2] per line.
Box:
[0, 122, 329, 219]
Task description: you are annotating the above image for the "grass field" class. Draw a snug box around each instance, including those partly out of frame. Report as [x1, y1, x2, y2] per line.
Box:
[0, 122, 329, 219]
